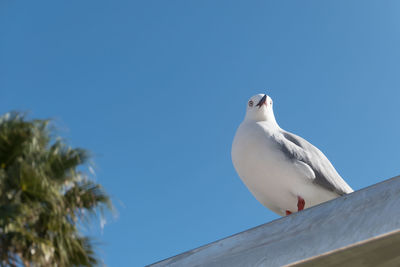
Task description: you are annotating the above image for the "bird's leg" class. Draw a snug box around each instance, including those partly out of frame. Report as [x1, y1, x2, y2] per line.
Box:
[297, 196, 305, 211]
[286, 196, 305, 216]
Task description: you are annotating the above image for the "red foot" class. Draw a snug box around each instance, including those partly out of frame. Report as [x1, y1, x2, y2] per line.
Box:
[285, 210, 292, 216]
[297, 196, 305, 211]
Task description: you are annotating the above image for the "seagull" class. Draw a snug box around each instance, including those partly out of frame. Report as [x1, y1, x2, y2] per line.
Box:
[231, 94, 353, 216]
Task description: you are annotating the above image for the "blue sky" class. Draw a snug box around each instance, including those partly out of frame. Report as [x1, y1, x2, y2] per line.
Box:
[2, 1, 400, 266]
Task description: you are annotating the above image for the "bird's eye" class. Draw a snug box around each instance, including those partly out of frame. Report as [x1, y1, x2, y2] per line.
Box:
[248, 100, 254, 107]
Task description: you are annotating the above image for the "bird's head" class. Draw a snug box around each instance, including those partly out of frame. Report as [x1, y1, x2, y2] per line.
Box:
[245, 94, 276, 123]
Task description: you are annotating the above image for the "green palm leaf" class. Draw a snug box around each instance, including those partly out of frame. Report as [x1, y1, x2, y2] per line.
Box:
[0, 112, 112, 267]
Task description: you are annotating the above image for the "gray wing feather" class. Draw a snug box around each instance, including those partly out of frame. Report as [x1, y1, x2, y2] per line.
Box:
[276, 131, 353, 196]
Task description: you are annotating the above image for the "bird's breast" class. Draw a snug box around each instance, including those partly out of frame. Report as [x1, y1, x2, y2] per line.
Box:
[232, 122, 286, 177]
[232, 123, 301, 209]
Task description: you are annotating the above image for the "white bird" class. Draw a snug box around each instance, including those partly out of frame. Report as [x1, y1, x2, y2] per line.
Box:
[231, 94, 353, 216]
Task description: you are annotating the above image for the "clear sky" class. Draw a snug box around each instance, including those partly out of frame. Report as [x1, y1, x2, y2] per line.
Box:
[1, 1, 400, 266]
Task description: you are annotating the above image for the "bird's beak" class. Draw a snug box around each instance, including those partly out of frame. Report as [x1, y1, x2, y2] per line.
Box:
[256, 94, 267, 108]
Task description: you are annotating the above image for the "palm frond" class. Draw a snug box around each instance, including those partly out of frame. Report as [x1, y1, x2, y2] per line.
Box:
[0, 112, 112, 266]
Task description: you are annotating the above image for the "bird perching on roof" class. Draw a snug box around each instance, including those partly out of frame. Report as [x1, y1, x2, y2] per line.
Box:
[231, 94, 353, 216]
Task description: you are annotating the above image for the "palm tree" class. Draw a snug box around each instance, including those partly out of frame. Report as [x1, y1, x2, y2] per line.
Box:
[0, 112, 112, 266]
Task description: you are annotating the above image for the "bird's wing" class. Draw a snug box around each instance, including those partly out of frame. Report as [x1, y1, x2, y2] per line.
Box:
[274, 130, 353, 196]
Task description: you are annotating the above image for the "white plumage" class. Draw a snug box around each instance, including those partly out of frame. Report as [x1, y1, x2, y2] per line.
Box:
[231, 94, 353, 216]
